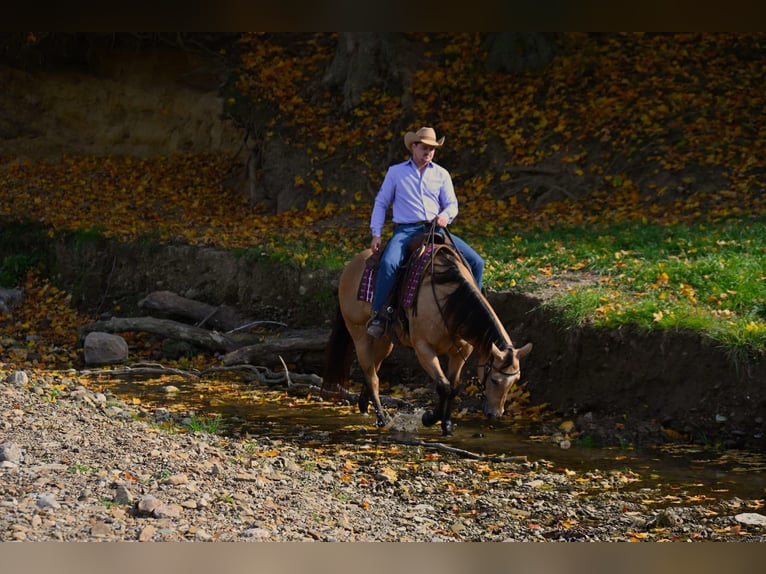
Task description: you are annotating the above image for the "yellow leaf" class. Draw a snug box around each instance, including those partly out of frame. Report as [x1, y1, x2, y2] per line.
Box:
[559, 420, 575, 433]
[378, 467, 398, 482]
[256, 449, 281, 457]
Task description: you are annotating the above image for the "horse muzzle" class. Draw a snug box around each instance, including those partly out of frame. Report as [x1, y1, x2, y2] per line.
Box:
[483, 403, 504, 419]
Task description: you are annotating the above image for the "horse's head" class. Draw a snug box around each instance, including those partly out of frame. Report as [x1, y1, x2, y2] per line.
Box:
[481, 342, 533, 419]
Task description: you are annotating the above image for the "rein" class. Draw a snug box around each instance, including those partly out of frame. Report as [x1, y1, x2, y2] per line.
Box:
[424, 223, 471, 362]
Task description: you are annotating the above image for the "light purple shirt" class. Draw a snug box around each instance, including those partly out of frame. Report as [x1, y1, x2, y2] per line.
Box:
[369, 159, 458, 237]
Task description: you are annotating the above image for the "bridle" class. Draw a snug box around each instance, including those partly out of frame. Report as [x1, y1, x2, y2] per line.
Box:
[479, 356, 520, 387]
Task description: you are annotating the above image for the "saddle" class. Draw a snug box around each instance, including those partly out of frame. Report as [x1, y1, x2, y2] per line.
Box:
[358, 231, 451, 312]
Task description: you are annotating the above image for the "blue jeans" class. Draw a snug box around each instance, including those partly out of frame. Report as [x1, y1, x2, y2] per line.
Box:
[372, 223, 485, 314]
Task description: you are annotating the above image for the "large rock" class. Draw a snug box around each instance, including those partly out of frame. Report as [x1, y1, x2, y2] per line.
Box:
[83, 331, 129, 366]
[0, 287, 22, 312]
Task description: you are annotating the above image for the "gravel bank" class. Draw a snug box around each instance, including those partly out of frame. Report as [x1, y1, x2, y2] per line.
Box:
[2, 369, 765, 542]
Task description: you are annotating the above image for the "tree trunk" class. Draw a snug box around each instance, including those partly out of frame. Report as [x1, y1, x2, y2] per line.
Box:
[483, 32, 556, 72]
[323, 32, 407, 111]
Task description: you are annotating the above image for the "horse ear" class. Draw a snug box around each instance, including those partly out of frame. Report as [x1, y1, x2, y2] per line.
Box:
[516, 342, 533, 358]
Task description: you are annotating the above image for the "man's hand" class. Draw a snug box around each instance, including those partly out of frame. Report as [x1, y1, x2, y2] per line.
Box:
[434, 214, 449, 227]
[371, 236, 382, 253]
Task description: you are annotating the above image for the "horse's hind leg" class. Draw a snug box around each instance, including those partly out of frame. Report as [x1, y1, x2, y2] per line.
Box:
[357, 340, 394, 428]
[357, 385, 370, 415]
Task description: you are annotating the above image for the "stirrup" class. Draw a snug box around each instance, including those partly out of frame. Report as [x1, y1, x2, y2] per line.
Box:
[366, 317, 386, 338]
[366, 307, 393, 338]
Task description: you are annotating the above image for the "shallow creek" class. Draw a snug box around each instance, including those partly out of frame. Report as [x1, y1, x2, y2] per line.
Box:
[95, 375, 766, 505]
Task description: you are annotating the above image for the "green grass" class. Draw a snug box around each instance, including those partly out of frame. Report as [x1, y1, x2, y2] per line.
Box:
[476, 217, 766, 356]
[183, 414, 222, 434]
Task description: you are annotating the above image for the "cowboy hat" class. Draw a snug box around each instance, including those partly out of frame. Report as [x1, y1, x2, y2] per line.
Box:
[404, 127, 445, 151]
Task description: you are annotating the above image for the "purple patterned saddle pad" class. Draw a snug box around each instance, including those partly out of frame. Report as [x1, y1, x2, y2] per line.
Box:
[357, 244, 435, 308]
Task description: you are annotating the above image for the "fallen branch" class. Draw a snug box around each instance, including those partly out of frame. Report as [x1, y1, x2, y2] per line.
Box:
[199, 364, 323, 386]
[226, 320, 288, 334]
[385, 437, 528, 463]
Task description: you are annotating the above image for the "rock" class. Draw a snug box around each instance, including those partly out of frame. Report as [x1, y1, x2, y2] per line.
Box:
[83, 332, 129, 366]
[113, 484, 134, 505]
[36, 493, 61, 509]
[5, 370, 28, 386]
[90, 522, 113, 538]
[153, 503, 183, 519]
[0, 442, 23, 463]
[735, 513, 766, 527]
[162, 473, 188, 485]
[136, 495, 162, 516]
[0, 287, 23, 312]
[138, 525, 157, 542]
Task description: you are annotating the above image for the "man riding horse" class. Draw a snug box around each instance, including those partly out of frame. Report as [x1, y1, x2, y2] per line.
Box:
[322, 126, 532, 436]
[366, 126, 485, 337]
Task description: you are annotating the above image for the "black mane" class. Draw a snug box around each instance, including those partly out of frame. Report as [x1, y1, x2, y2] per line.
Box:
[420, 246, 510, 355]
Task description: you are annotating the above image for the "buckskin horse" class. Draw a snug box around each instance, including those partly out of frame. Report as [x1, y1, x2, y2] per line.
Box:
[322, 229, 532, 436]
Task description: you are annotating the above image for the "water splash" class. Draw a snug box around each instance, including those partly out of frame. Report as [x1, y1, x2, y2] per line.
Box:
[386, 409, 425, 433]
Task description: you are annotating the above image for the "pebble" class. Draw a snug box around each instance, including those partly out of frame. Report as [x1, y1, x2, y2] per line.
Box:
[113, 484, 134, 505]
[138, 525, 157, 542]
[0, 442, 23, 463]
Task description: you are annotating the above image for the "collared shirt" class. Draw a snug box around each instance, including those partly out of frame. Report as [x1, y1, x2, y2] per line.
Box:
[369, 159, 458, 237]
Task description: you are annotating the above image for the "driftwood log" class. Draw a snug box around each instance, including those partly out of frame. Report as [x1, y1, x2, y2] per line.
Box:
[80, 316, 241, 352]
[222, 329, 330, 366]
[137, 290, 256, 332]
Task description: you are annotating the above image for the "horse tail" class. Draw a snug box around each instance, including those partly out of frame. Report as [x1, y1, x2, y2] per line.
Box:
[321, 307, 354, 393]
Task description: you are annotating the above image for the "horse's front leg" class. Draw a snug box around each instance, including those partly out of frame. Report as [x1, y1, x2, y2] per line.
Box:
[420, 347, 468, 436]
[415, 346, 456, 436]
[439, 349, 469, 436]
[423, 379, 456, 436]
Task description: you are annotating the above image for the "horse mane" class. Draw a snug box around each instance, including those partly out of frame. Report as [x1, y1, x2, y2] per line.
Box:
[419, 246, 510, 355]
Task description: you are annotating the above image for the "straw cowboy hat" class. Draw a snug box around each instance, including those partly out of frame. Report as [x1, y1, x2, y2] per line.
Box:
[404, 127, 445, 151]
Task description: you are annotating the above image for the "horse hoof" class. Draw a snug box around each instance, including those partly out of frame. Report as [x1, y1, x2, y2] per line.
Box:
[441, 421, 453, 436]
[422, 411, 437, 427]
